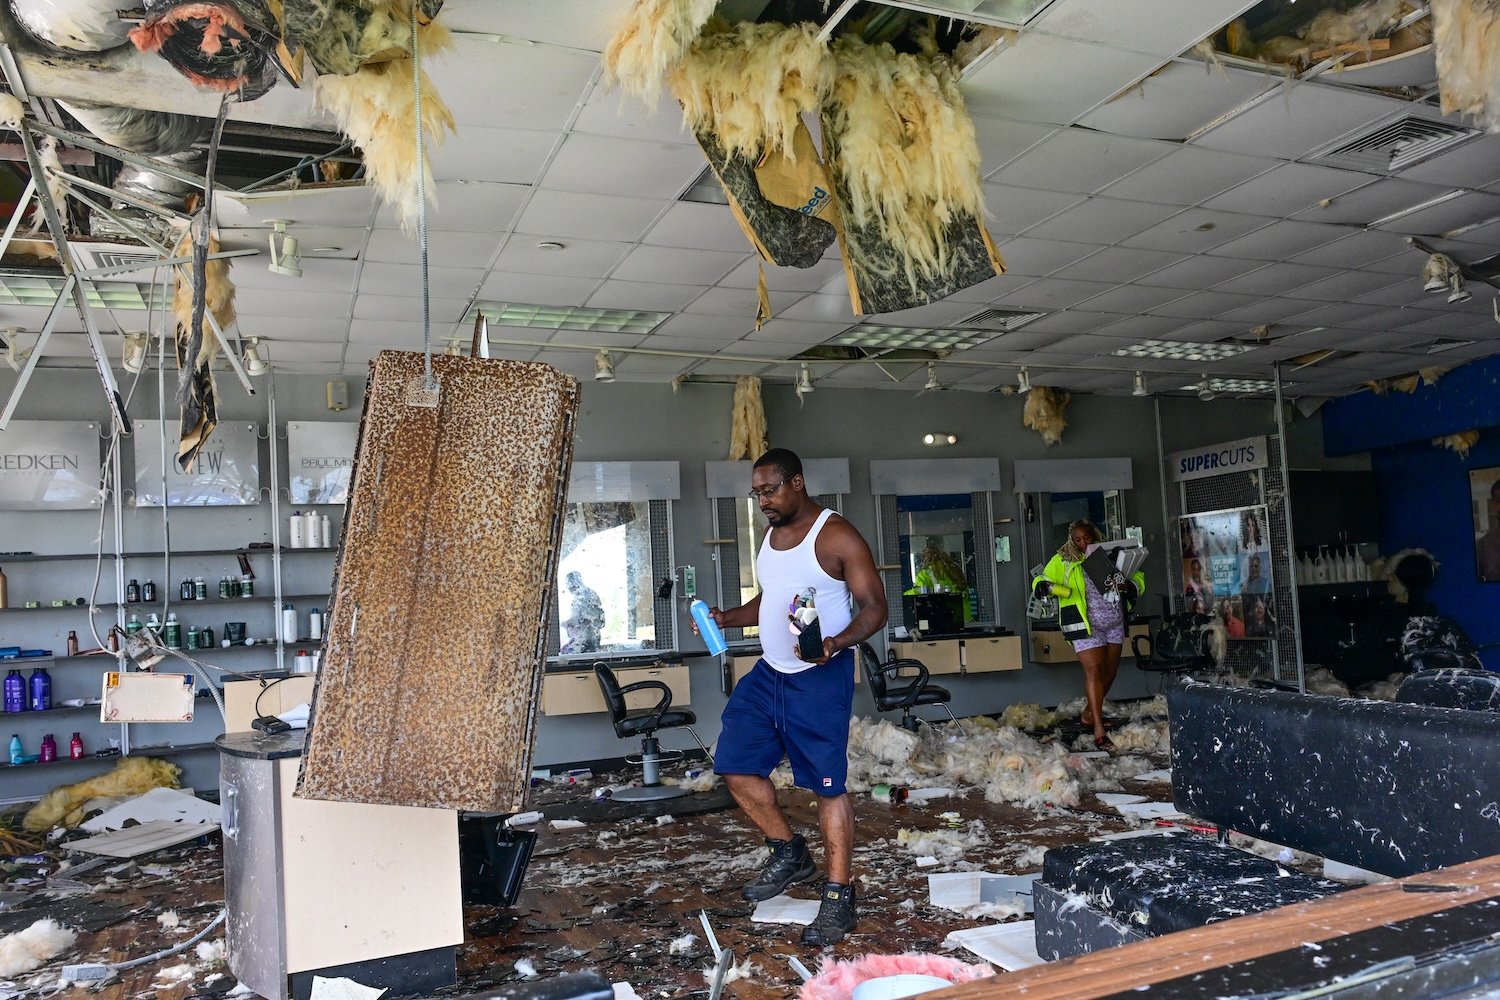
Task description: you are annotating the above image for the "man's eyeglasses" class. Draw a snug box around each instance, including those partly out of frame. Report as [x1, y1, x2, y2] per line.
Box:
[748, 479, 786, 501]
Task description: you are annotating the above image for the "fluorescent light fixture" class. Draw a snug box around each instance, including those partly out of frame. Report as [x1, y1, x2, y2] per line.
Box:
[1113, 339, 1254, 362]
[443, 340, 464, 356]
[923, 432, 957, 447]
[1132, 371, 1148, 397]
[242, 337, 269, 377]
[1016, 367, 1032, 394]
[1179, 377, 1287, 395]
[467, 302, 670, 335]
[830, 323, 1001, 353]
[594, 350, 616, 382]
[0, 274, 148, 309]
[122, 331, 149, 374]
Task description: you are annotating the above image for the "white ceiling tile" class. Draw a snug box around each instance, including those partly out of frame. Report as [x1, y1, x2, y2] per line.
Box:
[1051, 247, 1186, 283]
[1372, 190, 1500, 237]
[1336, 307, 1429, 330]
[584, 280, 702, 312]
[992, 236, 1096, 276]
[1151, 290, 1261, 319]
[1283, 302, 1388, 328]
[649, 314, 752, 341]
[515, 190, 667, 242]
[1397, 133, 1500, 188]
[1092, 314, 1190, 339]
[1003, 277, 1116, 309]
[943, 272, 1039, 303]
[1121, 208, 1269, 252]
[233, 316, 351, 343]
[1286, 228, 1411, 269]
[234, 288, 352, 319]
[426, 36, 597, 131]
[983, 184, 1086, 236]
[962, 35, 1163, 126]
[988, 128, 1171, 195]
[429, 126, 556, 184]
[215, 185, 377, 229]
[541, 133, 706, 199]
[1101, 146, 1275, 205]
[1192, 84, 1405, 159]
[571, 88, 695, 145]
[358, 264, 485, 300]
[867, 299, 992, 326]
[1282, 269, 1401, 302]
[1208, 163, 1368, 222]
[1018, 310, 1133, 334]
[687, 286, 806, 318]
[1135, 253, 1259, 289]
[778, 293, 861, 325]
[720, 257, 846, 293]
[225, 256, 358, 294]
[1034, 0, 1258, 57]
[1214, 297, 1323, 326]
[643, 202, 752, 252]
[1025, 197, 1180, 244]
[495, 235, 632, 278]
[1047, 333, 1129, 356]
[364, 229, 500, 266]
[373, 181, 529, 233]
[725, 339, 796, 359]
[1211, 262, 1342, 296]
[972, 117, 1060, 177]
[610, 245, 744, 285]
[1353, 280, 1447, 307]
[1293, 177, 1461, 226]
[1154, 319, 1243, 343]
[440, 0, 625, 51]
[349, 319, 440, 346]
[741, 319, 851, 346]
[265, 340, 344, 362]
[1078, 64, 1277, 141]
[612, 355, 697, 376]
[475, 272, 601, 306]
[1072, 282, 1191, 313]
[545, 330, 646, 349]
[351, 294, 471, 324]
[1203, 220, 1347, 261]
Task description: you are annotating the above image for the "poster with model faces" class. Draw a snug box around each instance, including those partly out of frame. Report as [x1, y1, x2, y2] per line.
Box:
[1180, 505, 1273, 639]
[1470, 466, 1500, 582]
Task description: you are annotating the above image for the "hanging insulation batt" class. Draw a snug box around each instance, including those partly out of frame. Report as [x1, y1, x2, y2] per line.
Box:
[668, 22, 838, 270]
[1022, 386, 1070, 447]
[603, 0, 717, 105]
[172, 227, 236, 471]
[1431, 0, 1500, 131]
[727, 375, 767, 460]
[820, 35, 1004, 314]
[128, 0, 280, 100]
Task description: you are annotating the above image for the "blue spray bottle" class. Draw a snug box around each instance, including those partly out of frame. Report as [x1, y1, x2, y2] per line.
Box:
[689, 599, 728, 656]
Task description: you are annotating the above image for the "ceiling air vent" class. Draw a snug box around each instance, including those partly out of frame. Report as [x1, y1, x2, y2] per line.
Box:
[1311, 116, 1482, 174]
[69, 242, 162, 277]
[960, 307, 1045, 332]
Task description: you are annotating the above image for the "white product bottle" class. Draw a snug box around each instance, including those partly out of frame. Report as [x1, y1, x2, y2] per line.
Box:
[294, 650, 313, 674]
[281, 602, 298, 643]
[320, 513, 332, 549]
[1313, 547, 1328, 584]
[308, 607, 323, 640]
[1331, 548, 1346, 583]
[289, 511, 306, 549]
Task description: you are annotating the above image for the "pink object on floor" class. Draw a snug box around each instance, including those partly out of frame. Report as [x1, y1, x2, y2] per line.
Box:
[800, 953, 995, 1000]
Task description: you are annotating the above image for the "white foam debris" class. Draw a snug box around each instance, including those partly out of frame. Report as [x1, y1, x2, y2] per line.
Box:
[195, 940, 226, 964]
[156, 911, 181, 930]
[515, 959, 538, 978]
[668, 934, 697, 955]
[154, 963, 196, 984]
[655, 815, 676, 826]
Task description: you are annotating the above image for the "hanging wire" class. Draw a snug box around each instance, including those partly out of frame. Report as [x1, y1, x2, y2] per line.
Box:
[411, 5, 434, 393]
[185, 94, 232, 413]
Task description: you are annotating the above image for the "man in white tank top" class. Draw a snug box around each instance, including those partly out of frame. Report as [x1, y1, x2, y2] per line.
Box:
[698, 448, 887, 946]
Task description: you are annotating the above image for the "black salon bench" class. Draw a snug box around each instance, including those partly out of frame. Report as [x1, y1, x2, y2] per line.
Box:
[1034, 671, 1500, 959]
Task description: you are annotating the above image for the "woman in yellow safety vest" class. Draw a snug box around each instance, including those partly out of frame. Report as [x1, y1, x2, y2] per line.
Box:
[1031, 519, 1145, 752]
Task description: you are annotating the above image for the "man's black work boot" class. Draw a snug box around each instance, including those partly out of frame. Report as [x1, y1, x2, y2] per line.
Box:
[741, 834, 816, 901]
[801, 881, 857, 946]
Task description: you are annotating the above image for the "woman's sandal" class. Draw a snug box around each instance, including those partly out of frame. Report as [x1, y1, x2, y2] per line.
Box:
[1093, 734, 1116, 753]
[1079, 714, 1119, 730]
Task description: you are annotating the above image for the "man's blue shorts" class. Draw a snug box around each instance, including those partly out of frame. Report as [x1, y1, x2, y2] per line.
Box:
[713, 651, 855, 796]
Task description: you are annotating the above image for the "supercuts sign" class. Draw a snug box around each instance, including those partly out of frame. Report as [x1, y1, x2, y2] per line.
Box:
[1168, 436, 1267, 483]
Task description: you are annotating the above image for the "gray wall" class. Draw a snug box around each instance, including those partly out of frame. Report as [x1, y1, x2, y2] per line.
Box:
[0, 366, 1341, 785]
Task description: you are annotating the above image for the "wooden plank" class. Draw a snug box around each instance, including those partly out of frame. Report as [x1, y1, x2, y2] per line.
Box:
[937, 853, 1500, 1000]
[298, 352, 579, 812]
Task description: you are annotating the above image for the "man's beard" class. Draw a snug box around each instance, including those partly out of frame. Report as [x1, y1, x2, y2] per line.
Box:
[763, 509, 789, 527]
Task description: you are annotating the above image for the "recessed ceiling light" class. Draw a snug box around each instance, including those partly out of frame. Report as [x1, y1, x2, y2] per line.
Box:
[466, 301, 670, 335]
[536, 241, 566, 251]
[309, 246, 342, 254]
[1113, 339, 1253, 362]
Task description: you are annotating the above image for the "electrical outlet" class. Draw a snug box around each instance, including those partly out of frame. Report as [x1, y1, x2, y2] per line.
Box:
[678, 565, 697, 599]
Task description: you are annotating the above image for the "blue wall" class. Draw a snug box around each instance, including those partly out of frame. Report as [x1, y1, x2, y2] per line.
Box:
[1323, 358, 1500, 669]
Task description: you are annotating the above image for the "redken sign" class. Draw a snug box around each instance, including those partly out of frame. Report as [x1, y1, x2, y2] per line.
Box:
[1168, 436, 1268, 484]
[0, 421, 102, 509]
[287, 421, 358, 504]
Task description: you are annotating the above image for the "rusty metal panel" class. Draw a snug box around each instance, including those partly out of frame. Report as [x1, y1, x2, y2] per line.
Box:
[297, 351, 579, 811]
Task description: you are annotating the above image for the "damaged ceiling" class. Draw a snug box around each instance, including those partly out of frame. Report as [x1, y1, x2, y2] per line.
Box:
[0, 0, 1498, 398]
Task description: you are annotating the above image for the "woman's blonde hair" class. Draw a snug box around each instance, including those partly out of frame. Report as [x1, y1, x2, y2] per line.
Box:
[1068, 519, 1103, 544]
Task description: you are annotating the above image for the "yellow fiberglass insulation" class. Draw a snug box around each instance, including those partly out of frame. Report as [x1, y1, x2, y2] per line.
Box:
[823, 35, 987, 293]
[668, 21, 833, 165]
[1432, 0, 1500, 131]
[1022, 386, 1070, 447]
[23, 756, 181, 832]
[1434, 429, 1480, 457]
[603, 0, 717, 106]
[727, 375, 768, 461]
[315, 18, 454, 232]
[172, 229, 236, 365]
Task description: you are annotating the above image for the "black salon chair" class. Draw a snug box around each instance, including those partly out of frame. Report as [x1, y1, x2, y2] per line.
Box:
[1132, 612, 1218, 677]
[857, 642, 956, 731]
[595, 662, 709, 802]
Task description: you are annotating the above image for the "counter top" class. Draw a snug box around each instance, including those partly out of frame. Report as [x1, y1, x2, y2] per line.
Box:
[890, 627, 1017, 641]
[215, 728, 307, 760]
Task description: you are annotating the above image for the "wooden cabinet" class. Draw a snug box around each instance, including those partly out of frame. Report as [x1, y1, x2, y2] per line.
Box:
[963, 635, 1023, 673]
[891, 639, 962, 675]
[541, 664, 690, 716]
[1031, 624, 1149, 664]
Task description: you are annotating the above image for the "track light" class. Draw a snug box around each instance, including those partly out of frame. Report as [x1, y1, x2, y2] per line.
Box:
[1421, 253, 1452, 293]
[923, 432, 957, 447]
[796, 363, 814, 395]
[241, 337, 269, 377]
[594, 350, 616, 382]
[122, 331, 149, 374]
[1016, 367, 1032, 394]
[1448, 272, 1472, 304]
[443, 340, 464, 356]
[268, 220, 302, 278]
[1197, 376, 1215, 401]
[1132, 371, 1148, 397]
[923, 362, 942, 392]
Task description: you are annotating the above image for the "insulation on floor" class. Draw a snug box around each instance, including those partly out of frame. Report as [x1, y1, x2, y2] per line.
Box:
[297, 351, 579, 811]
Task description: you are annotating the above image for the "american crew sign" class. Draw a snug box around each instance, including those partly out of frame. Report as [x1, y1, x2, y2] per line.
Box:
[0, 422, 102, 509]
[287, 421, 357, 504]
[1168, 436, 1268, 483]
[133, 420, 260, 506]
